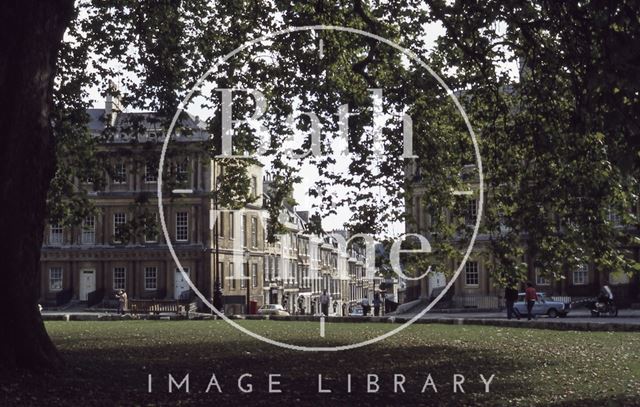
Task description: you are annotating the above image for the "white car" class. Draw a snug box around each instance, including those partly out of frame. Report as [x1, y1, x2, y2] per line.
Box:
[257, 304, 290, 316]
[514, 293, 570, 318]
[348, 306, 364, 317]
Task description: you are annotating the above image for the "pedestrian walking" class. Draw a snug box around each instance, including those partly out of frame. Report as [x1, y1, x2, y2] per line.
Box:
[373, 293, 381, 316]
[319, 290, 330, 316]
[525, 282, 537, 320]
[361, 297, 370, 316]
[115, 289, 128, 315]
[504, 284, 519, 320]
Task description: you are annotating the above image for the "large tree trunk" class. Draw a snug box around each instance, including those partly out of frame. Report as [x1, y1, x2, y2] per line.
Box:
[0, 0, 74, 369]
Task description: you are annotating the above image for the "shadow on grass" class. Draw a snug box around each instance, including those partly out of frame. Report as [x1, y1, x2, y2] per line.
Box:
[549, 395, 640, 407]
[2, 340, 532, 407]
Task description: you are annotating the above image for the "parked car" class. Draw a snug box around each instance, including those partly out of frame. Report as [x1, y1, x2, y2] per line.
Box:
[257, 304, 290, 316]
[514, 293, 570, 318]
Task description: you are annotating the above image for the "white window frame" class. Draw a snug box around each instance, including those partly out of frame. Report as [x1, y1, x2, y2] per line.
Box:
[465, 198, 478, 226]
[113, 161, 127, 184]
[81, 215, 96, 245]
[144, 162, 158, 183]
[176, 211, 189, 242]
[49, 224, 63, 245]
[144, 266, 158, 290]
[250, 175, 257, 197]
[113, 212, 126, 243]
[573, 264, 588, 285]
[176, 160, 189, 183]
[252, 263, 258, 287]
[464, 261, 479, 286]
[241, 215, 246, 247]
[251, 217, 258, 248]
[49, 267, 63, 291]
[113, 267, 126, 290]
[535, 267, 550, 286]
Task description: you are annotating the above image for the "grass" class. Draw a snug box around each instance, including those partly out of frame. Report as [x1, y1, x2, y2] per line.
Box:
[1, 320, 640, 406]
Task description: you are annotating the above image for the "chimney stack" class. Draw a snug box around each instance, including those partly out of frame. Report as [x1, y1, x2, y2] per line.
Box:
[105, 80, 122, 126]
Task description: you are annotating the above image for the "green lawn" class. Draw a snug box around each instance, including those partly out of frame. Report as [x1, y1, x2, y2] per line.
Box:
[2, 321, 640, 406]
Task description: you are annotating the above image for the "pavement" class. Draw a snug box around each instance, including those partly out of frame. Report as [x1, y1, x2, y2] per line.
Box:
[397, 308, 640, 324]
[40, 308, 640, 331]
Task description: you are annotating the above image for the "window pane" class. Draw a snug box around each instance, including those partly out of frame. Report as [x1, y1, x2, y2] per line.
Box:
[113, 161, 127, 184]
[49, 267, 63, 291]
[144, 162, 158, 183]
[465, 199, 478, 225]
[113, 213, 126, 242]
[465, 261, 479, 286]
[252, 264, 258, 287]
[50, 224, 63, 245]
[113, 267, 126, 290]
[535, 267, 549, 286]
[144, 267, 157, 290]
[81, 216, 95, 244]
[573, 264, 588, 285]
[176, 160, 189, 183]
[251, 217, 258, 247]
[176, 211, 188, 241]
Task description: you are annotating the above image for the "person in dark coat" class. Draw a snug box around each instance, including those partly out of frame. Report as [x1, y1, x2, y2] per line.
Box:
[504, 284, 520, 320]
[373, 293, 382, 316]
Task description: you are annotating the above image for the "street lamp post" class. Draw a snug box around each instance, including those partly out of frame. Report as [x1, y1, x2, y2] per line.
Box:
[212, 159, 223, 312]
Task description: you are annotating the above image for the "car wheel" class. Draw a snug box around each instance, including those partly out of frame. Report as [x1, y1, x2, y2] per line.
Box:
[547, 309, 558, 318]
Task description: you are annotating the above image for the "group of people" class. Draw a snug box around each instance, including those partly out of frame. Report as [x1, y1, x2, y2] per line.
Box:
[359, 293, 383, 316]
[503, 282, 536, 320]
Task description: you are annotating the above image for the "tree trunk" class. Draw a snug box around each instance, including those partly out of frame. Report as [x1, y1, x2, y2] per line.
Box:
[0, 0, 74, 369]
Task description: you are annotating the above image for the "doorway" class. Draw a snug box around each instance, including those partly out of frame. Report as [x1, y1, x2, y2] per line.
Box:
[174, 268, 191, 299]
[79, 269, 96, 301]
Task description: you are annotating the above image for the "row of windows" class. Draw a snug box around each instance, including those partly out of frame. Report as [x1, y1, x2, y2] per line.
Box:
[49, 266, 174, 292]
[413, 196, 479, 228]
[535, 264, 589, 286]
[463, 262, 591, 287]
[50, 211, 272, 247]
[215, 263, 259, 289]
[216, 213, 260, 248]
[49, 211, 189, 245]
[83, 161, 189, 185]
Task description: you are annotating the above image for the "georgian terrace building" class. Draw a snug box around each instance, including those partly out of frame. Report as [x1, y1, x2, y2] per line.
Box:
[403, 163, 640, 309]
[40, 102, 267, 310]
[262, 205, 358, 316]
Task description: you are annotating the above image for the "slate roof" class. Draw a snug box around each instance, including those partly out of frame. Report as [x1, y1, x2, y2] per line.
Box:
[86, 108, 209, 141]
